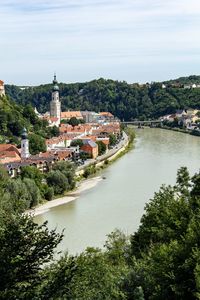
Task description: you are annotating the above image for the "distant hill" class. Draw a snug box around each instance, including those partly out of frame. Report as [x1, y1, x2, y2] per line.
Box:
[164, 75, 200, 85]
[5, 76, 200, 121]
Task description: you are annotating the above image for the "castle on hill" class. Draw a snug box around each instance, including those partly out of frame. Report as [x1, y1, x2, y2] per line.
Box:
[0, 80, 5, 96]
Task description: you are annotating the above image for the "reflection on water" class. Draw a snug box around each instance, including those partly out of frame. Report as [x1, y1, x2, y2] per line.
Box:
[35, 129, 200, 254]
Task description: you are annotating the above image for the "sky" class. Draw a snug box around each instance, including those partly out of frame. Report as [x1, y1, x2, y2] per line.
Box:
[1, 0, 200, 85]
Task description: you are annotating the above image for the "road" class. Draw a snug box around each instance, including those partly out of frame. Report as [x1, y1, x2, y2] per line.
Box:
[77, 131, 129, 171]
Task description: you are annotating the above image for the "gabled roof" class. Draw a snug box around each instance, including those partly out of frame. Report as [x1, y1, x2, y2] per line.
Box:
[61, 111, 83, 119]
[99, 112, 114, 117]
[82, 139, 97, 148]
[0, 144, 20, 155]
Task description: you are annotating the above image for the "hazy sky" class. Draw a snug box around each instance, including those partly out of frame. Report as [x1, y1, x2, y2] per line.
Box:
[1, 0, 200, 85]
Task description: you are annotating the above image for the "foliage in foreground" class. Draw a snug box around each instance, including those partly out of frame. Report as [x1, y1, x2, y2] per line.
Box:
[0, 167, 200, 299]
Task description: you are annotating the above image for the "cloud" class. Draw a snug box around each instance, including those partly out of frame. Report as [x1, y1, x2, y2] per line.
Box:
[1, 0, 200, 84]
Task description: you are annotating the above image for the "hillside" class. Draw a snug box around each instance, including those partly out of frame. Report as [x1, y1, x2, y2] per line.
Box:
[0, 94, 56, 145]
[5, 76, 200, 121]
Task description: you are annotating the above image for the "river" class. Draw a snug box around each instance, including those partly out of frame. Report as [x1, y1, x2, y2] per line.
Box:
[35, 128, 200, 255]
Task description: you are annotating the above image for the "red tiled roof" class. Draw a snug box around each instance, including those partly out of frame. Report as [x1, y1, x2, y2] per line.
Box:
[99, 112, 114, 117]
[61, 111, 83, 119]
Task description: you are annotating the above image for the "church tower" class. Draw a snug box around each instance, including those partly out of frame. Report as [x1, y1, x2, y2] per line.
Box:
[50, 74, 61, 126]
[21, 128, 30, 159]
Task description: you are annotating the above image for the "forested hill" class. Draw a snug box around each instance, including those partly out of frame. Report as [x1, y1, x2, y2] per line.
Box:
[5, 76, 200, 121]
[164, 75, 200, 85]
[0, 95, 58, 146]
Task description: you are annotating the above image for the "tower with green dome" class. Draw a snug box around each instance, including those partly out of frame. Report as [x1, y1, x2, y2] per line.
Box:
[50, 73, 61, 126]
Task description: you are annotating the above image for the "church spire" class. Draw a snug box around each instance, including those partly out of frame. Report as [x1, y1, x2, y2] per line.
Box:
[53, 72, 57, 84]
[53, 73, 59, 91]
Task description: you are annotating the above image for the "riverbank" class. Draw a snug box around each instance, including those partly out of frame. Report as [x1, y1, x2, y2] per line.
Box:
[27, 176, 103, 216]
[157, 125, 200, 137]
[29, 129, 134, 216]
[34, 128, 200, 255]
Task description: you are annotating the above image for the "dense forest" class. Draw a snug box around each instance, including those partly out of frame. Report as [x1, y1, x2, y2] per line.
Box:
[5, 75, 200, 121]
[1, 166, 200, 299]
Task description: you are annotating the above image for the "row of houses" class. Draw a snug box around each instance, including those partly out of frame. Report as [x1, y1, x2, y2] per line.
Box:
[0, 117, 121, 177]
[46, 122, 120, 158]
[160, 109, 200, 130]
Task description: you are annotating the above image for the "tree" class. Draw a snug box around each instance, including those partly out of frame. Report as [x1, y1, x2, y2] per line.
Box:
[23, 104, 39, 125]
[0, 214, 63, 299]
[46, 170, 68, 195]
[133, 287, 145, 300]
[5, 178, 31, 211]
[48, 125, 59, 138]
[68, 117, 79, 127]
[52, 161, 76, 190]
[109, 133, 117, 146]
[23, 178, 41, 207]
[43, 248, 126, 300]
[176, 166, 191, 196]
[29, 133, 46, 155]
[70, 139, 84, 148]
[125, 168, 200, 299]
[20, 165, 43, 188]
[96, 141, 106, 155]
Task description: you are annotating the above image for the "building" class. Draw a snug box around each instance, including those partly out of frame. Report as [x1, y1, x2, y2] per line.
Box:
[81, 140, 98, 159]
[0, 80, 5, 96]
[81, 111, 99, 123]
[50, 74, 61, 126]
[21, 128, 30, 159]
[61, 111, 83, 121]
[0, 144, 21, 164]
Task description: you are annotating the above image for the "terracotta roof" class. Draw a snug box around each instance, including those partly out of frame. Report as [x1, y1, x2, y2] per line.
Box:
[99, 112, 114, 117]
[61, 111, 83, 119]
[0, 144, 20, 156]
[0, 80, 4, 86]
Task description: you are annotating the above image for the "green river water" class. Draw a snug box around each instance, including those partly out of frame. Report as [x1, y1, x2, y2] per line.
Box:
[35, 128, 200, 254]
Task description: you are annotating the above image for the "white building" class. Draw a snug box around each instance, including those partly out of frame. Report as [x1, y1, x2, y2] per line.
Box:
[21, 128, 30, 159]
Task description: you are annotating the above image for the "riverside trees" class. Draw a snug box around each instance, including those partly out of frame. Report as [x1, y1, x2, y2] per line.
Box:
[1, 167, 200, 299]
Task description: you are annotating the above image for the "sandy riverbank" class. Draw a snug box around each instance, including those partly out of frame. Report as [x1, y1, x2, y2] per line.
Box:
[27, 176, 103, 217]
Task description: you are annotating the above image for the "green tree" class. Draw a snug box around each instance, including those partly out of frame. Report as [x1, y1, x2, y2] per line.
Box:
[68, 117, 80, 127]
[23, 178, 41, 208]
[133, 287, 144, 300]
[29, 133, 46, 155]
[46, 170, 68, 194]
[70, 139, 84, 148]
[96, 141, 106, 155]
[109, 133, 117, 146]
[176, 166, 191, 196]
[52, 161, 76, 190]
[5, 178, 31, 211]
[0, 214, 63, 299]
[20, 165, 43, 187]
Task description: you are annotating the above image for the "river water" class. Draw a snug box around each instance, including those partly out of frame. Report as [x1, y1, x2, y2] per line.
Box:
[35, 128, 200, 254]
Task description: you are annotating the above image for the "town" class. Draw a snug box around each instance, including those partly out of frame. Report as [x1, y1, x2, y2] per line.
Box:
[0, 76, 126, 177]
[160, 108, 200, 133]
